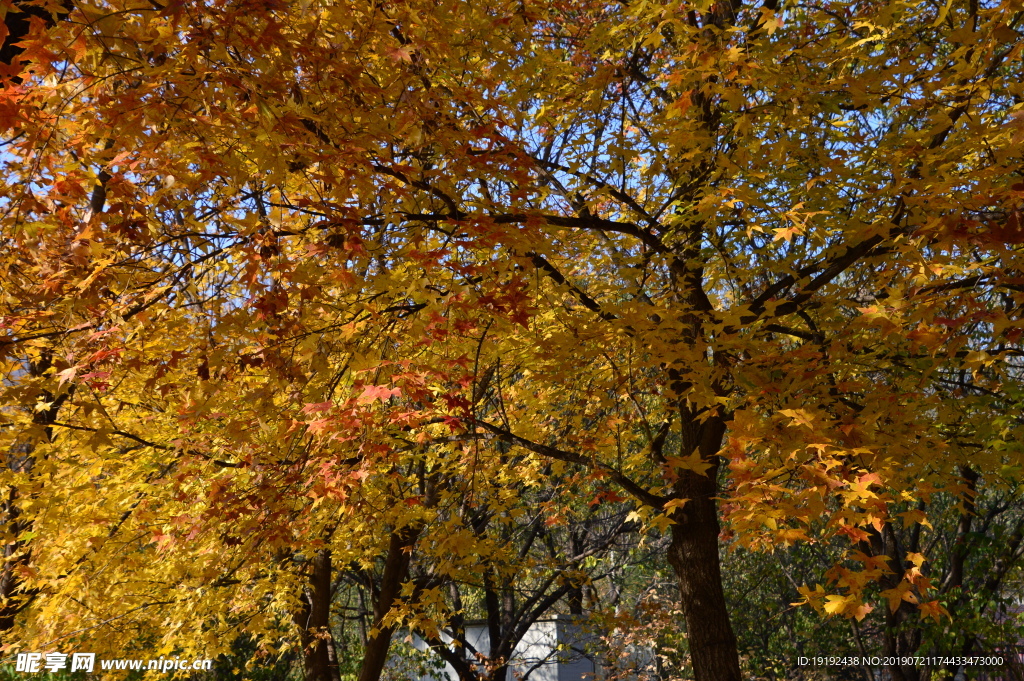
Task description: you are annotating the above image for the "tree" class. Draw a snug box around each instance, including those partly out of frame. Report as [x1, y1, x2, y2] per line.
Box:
[721, 482, 1024, 680]
[2, 0, 1024, 680]
[410, 474, 638, 681]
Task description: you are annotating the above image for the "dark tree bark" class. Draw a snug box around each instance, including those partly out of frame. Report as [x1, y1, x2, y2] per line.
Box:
[0, 483, 31, 633]
[665, 413, 742, 681]
[356, 526, 422, 681]
[293, 549, 341, 681]
[1, 352, 70, 635]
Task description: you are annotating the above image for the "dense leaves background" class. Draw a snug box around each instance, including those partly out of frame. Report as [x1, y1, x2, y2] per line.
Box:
[1, 0, 1023, 679]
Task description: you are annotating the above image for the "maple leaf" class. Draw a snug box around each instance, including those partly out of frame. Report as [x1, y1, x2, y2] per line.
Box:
[305, 418, 332, 435]
[55, 366, 79, 386]
[666, 451, 714, 476]
[357, 385, 402, 404]
[918, 600, 949, 623]
[779, 408, 815, 429]
[880, 582, 918, 614]
[849, 602, 873, 622]
[823, 595, 850, 616]
[662, 497, 689, 516]
[386, 46, 413, 63]
[847, 473, 881, 499]
[898, 509, 932, 529]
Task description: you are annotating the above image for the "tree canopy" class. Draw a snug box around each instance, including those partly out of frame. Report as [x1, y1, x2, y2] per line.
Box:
[1, 0, 1023, 680]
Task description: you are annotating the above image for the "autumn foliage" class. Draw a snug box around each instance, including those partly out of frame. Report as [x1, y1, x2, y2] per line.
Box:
[1, 0, 1023, 679]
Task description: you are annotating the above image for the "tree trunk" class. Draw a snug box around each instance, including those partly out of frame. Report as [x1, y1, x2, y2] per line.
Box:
[356, 526, 421, 681]
[882, 606, 922, 681]
[293, 549, 341, 681]
[1, 353, 68, 634]
[0, 482, 32, 633]
[666, 414, 742, 681]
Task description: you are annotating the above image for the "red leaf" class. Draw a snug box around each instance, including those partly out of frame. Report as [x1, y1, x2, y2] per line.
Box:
[302, 401, 334, 414]
[357, 385, 401, 404]
[387, 46, 413, 63]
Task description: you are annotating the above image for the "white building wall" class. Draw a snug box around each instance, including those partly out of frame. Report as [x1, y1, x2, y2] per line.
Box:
[410, 618, 596, 681]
